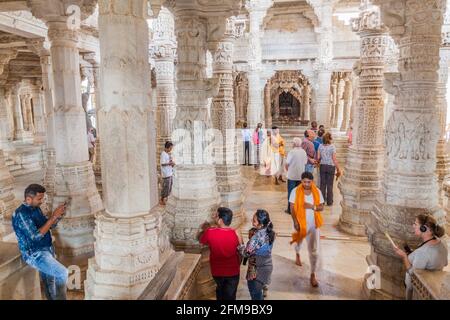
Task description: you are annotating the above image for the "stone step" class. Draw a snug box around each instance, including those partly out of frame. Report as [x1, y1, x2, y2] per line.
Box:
[0, 241, 42, 299]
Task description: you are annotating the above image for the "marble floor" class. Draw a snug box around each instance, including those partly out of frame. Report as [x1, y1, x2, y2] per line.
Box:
[236, 166, 369, 300]
[10, 167, 449, 300]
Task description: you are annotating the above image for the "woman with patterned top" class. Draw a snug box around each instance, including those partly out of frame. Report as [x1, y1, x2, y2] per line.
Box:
[239, 209, 275, 300]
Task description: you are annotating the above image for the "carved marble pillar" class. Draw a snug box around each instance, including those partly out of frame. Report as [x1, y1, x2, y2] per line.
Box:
[313, 1, 334, 128]
[91, 61, 102, 197]
[330, 76, 337, 125]
[0, 87, 18, 237]
[349, 61, 361, 129]
[165, 12, 221, 250]
[303, 83, 311, 121]
[31, 83, 46, 144]
[338, 4, 388, 236]
[366, 0, 446, 299]
[340, 75, 352, 132]
[0, 147, 18, 238]
[246, 0, 273, 128]
[437, 29, 450, 211]
[85, 0, 169, 300]
[333, 76, 345, 129]
[150, 7, 177, 161]
[210, 18, 244, 228]
[42, 20, 102, 257]
[264, 81, 272, 127]
[11, 83, 26, 140]
[41, 54, 56, 208]
[24, 94, 35, 133]
[0, 50, 17, 151]
[0, 88, 12, 151]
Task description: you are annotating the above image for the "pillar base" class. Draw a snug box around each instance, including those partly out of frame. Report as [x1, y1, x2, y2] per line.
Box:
[85, 208, 171, 300]
[51, 161, 103, 258]
[338, 147, 384, 236]
[166, 165, 220, 249]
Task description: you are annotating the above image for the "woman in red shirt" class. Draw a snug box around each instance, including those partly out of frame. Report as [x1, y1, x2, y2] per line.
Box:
[198, 207, 243, 300]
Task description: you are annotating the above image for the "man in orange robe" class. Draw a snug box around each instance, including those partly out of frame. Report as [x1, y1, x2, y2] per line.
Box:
[289, 171, 325, 287]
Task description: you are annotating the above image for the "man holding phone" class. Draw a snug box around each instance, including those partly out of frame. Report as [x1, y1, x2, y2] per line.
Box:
[12, 184, 68, 300]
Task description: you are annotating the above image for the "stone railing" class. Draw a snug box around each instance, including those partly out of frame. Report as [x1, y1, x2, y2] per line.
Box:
[411, 269, 450, 300]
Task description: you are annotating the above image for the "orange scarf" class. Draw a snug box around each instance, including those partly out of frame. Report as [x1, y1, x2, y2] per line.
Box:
[290, 183, 323, 244]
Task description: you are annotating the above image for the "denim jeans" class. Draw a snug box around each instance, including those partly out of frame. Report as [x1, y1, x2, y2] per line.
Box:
[320, 164, 335, 205]
[247, 279, 264, 300]
[305, 163, 315, 173]
[24, 248, 68, 300]
[244, 141, 250, 165]
[287, 179, 301, 213]
[213, 275, 240, 300]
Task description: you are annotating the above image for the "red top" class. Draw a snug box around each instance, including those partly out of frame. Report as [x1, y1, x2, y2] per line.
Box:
[200, 227, 241, 277]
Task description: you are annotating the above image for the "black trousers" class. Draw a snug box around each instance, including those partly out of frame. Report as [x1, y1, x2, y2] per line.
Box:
[244, 141, 250, 165]
[320, 164, 335, 205]
[213, 275, 240, 300]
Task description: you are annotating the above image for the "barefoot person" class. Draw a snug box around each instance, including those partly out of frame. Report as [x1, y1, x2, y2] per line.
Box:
[160, 141, 175, 205]
[289, 171, 325, 287]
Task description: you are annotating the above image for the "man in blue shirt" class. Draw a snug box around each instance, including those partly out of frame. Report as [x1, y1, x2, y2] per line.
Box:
[12, 184, 68, 300]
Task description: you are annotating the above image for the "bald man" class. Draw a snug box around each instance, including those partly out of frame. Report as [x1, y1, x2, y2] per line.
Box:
[301, 130, 317, 174]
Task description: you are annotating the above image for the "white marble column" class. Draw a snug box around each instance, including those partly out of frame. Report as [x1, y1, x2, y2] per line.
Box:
[33, 16, 103, 257]
[303, 83, 311, 121]
[366, 0, 446, 299]
[165, 11, 222, 250]
[246, 0, 273, 128]
[11, 83, 26, 141]
[312, 1, 334, 128]
[438, 8, 450, 220]
[210, 18, 244, 228]
[338, 3, 388, 236]
[333, 75, 345, 129]
[340, 75, 352, 132]
[30, 82, 46, 144]
[150, 8, 177, 160]
[85, 0, 170, 300]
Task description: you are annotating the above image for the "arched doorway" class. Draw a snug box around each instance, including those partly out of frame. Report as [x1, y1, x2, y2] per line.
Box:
[265, 70, 311, 127]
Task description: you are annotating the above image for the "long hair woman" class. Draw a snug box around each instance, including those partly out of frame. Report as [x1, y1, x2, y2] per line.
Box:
[239, 209, 275, 300]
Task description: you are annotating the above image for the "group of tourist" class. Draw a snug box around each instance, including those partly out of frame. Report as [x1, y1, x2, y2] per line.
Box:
[7, 124, 447, 301]
[242, 121, 342, 208]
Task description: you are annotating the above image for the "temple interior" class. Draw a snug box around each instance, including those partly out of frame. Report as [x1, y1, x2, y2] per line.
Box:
[0, 0, 449, 300]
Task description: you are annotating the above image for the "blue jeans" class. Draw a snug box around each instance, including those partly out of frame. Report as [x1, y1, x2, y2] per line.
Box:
[248, 279, 264, 300]
[24, 248, 68, 300]
[287, 179, 301, 213]
[305, 163, 315, 173]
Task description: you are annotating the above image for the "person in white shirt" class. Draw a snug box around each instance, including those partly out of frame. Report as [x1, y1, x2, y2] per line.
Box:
[87, 128, 96, 162]
[160, 141, 175, 205]
[289, 171, 325, 287]
[241, 122, 252, 165]
[285, 137, 308, 214]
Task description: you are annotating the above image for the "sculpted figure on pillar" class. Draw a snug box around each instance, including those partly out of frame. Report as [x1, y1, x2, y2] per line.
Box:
[365, 0, 447, 299]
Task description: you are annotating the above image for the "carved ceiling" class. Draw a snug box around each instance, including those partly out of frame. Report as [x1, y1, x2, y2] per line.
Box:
[263, 1, 318, 30]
